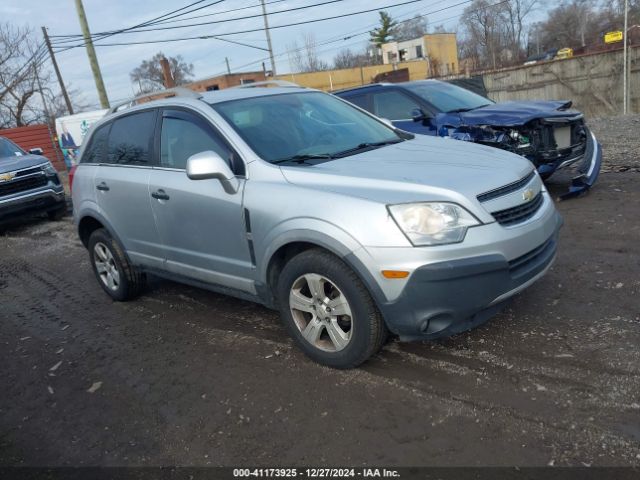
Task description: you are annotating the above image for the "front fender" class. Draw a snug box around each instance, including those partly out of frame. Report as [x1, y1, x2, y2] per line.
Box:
[256, 218, 364, 285]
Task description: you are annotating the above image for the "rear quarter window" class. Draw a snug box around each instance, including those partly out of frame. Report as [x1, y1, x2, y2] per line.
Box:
[80, 123, 110, 164]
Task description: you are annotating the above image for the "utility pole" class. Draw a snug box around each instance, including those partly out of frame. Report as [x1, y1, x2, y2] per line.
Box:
[160, 57, 176, 88]
[623, 0, 629, 115]
[41, 27, 74, 115]
[74, 0, 110, 108]
[260, 0, 276, 76]
[225, 57, 231, 75]
[34, 60, 64, 167]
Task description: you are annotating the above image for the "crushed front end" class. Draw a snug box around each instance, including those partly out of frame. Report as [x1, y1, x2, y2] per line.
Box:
[437, 107, 602, 198]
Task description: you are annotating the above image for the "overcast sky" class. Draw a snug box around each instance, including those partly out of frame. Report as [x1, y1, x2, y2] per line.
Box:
[5, 0, 475, 110]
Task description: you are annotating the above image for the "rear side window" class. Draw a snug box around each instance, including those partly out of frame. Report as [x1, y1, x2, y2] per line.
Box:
[372, 90, 421, 120]
[107, 110, 156, 166]
[80, 124, 109, 163]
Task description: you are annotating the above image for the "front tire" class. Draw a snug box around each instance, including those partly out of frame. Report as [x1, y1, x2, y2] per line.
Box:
[277, 249, 387, 368]
[88, 228, 144, 301]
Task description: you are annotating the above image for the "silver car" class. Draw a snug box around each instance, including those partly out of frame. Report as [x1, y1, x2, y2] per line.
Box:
[72, 84, 562, 368]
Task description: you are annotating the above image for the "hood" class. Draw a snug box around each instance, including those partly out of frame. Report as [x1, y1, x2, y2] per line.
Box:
[0, 154, 49, 174]
[437, 100, 581, 128]
[279, 136, 533, 204]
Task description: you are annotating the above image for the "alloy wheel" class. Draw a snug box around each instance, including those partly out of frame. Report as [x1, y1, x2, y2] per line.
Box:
[289, 273, 353, 352]
[93, 242, 121, 292]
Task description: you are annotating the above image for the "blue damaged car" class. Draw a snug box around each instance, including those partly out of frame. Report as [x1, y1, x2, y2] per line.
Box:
[335, 80, 601, 198]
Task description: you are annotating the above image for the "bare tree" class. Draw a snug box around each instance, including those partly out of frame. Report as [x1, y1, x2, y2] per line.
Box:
[287, 33, 329, 73]
[130, 52, 194, 94]
[332, 48, 376, 69]
[0, 23, 63, 128]
[460, 0, 507, 70]
[500, 0, 540, 61]
[394, 15, 429, 41]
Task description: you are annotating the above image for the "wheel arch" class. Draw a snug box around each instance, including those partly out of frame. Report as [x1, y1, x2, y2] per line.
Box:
[259, 228, 387, 315]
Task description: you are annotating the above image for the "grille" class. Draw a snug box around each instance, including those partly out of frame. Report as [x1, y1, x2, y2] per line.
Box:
[0, 174, 48, 197]
[477, 170, 536, 202]
[15, 167, 42, 178]
[491, 192, 543, 226]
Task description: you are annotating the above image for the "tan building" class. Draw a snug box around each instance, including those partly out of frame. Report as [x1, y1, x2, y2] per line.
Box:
[186, 71, 267, 92]
[380, 33, 459, 76]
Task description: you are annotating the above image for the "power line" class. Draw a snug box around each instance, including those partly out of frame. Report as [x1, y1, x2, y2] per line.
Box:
[50, 0, 216, 39]
[55, 0, 353, 39]
[51, 0, 226, 51]
[55, 0, 436, 51]
[53, 0, 288, 38]
[204, 0, 502, 77]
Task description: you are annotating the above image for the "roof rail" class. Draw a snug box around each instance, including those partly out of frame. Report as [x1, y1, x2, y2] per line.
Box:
[106, 87, 202, 115]
[233, 80, 300, 89]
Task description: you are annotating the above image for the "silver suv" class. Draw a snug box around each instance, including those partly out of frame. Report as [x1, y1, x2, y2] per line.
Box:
[72, 84, 562, 368]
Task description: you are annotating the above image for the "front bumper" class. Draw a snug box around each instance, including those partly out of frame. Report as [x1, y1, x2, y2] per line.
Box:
[538, 129, 602, 199]
[0, 188, 66, 221]
[353, 205, 563, 341]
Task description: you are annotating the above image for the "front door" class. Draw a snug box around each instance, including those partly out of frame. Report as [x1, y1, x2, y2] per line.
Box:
[370, 89, 436, 135]
[148, 108, 254, 293]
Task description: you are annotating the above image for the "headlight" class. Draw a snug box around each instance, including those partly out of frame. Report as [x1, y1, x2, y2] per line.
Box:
[43, 162, 57, 175]
[388, 202, 480, 246]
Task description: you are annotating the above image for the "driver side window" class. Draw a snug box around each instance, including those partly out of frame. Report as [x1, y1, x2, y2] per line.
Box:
[160, 114, 232, 170]
[372, 90, 421, 121]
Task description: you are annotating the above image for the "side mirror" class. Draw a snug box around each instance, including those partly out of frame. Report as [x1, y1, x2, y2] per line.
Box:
[379, 118, 394, 128]
[411, 108, 428, 122]
[186, 150, 239, 194]
[29, 147, 44, 155]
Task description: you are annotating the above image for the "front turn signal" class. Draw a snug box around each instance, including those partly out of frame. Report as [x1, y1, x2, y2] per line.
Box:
[381, 270, 410, 279]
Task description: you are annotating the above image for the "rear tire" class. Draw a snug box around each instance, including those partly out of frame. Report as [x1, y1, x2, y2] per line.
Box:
[276, 249, 387, 369]
[88, 228, 145, 301]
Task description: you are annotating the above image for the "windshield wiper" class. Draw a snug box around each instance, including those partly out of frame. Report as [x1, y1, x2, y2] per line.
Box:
[271, 153, 333, 164]
[333, 139, 404, 158]
[446, 104, 492, 114]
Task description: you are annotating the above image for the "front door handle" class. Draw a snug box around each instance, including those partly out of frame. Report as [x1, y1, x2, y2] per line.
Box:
[96, 182, 109, 191]
[151, 189, 170, 201]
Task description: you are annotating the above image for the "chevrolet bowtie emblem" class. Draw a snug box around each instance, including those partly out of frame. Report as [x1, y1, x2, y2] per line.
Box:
[0, 172, 16, 183]
[522, 188, 535, 202]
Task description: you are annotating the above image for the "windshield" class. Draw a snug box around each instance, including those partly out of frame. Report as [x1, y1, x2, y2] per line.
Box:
[0, 137, 26, 159]
[403, 81, 493, 113]
[211, 91, 401, 163]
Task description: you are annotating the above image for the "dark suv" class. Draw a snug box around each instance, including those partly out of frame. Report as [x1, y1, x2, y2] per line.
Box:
[0, 136, 66, 222]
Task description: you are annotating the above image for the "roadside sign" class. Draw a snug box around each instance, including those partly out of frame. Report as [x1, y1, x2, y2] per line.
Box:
[604, 31, 623, 43]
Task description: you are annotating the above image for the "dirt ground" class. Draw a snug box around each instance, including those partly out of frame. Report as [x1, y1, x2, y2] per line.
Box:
[0, 122, 639, 467]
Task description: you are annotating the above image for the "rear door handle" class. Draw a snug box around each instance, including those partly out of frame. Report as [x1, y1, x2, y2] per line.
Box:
[96, 182, 109, 191]
[151, 189, 170, 201]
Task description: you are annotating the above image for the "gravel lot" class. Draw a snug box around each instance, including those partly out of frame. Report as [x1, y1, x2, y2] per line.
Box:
[0, 116, 639, 468]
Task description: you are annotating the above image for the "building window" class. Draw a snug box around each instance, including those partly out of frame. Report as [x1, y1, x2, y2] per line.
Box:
[240, 78, 255, 85]
[206, 85, 220, 91]
[416, 45, 423, 58]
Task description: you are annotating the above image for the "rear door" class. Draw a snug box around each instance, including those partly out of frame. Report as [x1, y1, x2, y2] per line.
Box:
[94, 109, 164, 269]
[148, 108, 254, 293]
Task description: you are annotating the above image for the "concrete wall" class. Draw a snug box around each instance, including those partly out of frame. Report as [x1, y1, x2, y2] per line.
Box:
[480, 46, 639, 118]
